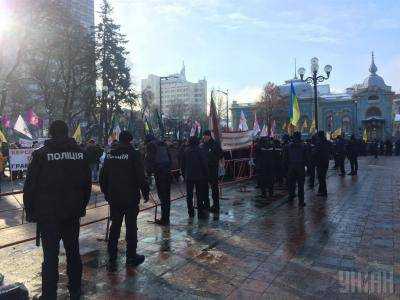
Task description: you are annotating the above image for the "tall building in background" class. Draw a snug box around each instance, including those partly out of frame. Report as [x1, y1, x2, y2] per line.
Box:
[141, 63, 207, 119]
[59, 0, 95, 29]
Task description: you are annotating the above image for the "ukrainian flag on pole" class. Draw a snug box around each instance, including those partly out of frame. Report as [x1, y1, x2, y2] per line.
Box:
[289, 81, 300, 127]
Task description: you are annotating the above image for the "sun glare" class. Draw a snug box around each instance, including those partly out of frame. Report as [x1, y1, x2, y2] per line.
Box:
[0, 4, 12, 34]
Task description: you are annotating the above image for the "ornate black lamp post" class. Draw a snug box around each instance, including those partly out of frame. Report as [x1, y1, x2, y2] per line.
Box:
[298, 58, 332, 132]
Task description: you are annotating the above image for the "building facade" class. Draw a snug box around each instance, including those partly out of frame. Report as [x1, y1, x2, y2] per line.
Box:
[141, 63, 207, 119]
[232, 53, 397, 140]
[60, 0, 95, 29]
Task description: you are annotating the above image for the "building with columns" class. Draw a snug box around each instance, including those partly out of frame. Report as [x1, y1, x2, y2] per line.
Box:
[231, 53, 397, 140]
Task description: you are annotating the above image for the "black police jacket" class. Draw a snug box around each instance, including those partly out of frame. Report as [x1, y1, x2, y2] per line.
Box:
[283, 141, 309, 170]
[100, 143, 149, 208]
[202, 139, 222, 169]
[314, 139, 332, 167]
[181, 145, 208, 181]
[23, 138, 92, 223]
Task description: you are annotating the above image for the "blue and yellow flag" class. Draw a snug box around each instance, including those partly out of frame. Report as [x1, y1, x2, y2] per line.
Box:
[289, 81, 300, 127]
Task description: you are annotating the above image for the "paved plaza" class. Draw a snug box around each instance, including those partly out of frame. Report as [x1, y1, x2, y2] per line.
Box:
[0, 156, 399, 299]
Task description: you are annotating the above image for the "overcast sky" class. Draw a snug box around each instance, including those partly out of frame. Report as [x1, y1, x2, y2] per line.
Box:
[95, 0, 400, 102]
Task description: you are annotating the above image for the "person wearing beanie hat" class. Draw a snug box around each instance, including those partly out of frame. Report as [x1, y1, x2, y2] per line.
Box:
[283, 131, 308, 207]
[100, 130, 149, 271]
[24, 120, 91, 299]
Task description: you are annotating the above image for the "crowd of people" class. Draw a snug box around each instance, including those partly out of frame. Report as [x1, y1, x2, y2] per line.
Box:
[12, 118, 400, 299]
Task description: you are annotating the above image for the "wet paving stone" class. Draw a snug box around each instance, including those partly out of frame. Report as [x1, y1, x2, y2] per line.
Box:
[1, 156, 400, 299]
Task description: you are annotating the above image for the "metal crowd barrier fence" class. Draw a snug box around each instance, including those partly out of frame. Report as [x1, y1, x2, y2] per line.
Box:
[0, 158, 255, 248]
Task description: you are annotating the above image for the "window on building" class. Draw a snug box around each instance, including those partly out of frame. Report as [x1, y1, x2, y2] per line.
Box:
[368, 95, 379, 100]
[326, 112, 334, 131]
[366, 106, 382, 118]
[342, 116, 351, 133]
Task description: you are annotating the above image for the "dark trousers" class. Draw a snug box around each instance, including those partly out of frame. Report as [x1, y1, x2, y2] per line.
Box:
[288, 167, 305, 203]
[205, 177, 219, 209]
[317, 165, 328, 195]
[337, 156, 345, 175]
[39, 219, 82, 300]
[108, 205, 139, 261]
[260, 175, 274, 196]
[349, 156, 358, 174]
[308, 164, 316, 187]
[186, 180, 207, 214]
[155, 171, 171, 222]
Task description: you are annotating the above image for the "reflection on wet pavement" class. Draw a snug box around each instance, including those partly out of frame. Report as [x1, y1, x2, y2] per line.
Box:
[0, 156, 399, 299]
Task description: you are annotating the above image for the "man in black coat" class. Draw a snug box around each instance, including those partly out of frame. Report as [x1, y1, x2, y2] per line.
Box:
[100, 131, 149, 271]
[283, 132, 308, 207]
[314, 131, 332, 197]
[23, 120, 91, 300]
[145, 134, 172, 225]
[201, 130, 223, 213]
[346, 135, 359, 175]
[335, 135, 347, 176]
[256, 137, 276, 198]
[181, 136, 209, 218]
[86, 139, 103, 182]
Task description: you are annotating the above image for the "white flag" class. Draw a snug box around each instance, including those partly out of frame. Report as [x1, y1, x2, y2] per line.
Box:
[238, 110, 249, 131]
[253, 112, 260, 136]
[260, 124, 268, 137]
[14, 115, 33, 139]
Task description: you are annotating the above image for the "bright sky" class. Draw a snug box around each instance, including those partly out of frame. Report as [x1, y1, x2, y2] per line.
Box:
[96, 0, 400, 102]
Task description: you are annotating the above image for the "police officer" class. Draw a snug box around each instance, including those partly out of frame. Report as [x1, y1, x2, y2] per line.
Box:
[202, 130, 223, 213]
[181, 136, 209, 218]
[283, 132, 308, 207]
[145, 134, 172, 226]
[100, 131, 149, 271]
[256, 137, 276, 198]
[23, 120, 91, 300]
[314, 131, 331, 197]
[347, 135, 359, 175]
[335, 134, 347, 176]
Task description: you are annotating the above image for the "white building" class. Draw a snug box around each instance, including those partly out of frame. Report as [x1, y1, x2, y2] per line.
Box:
[141, 63, 207, 118]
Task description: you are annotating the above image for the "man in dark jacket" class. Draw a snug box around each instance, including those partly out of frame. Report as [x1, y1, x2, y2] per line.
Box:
[23, 120, 91, 300]
[256, 137, 276, 198]
[283, 132, 308, 207]
[314, 131, 331, 197]
[86, 139, 103, 182]
[181, 136, 208, 218]
[306, 137, 317, 189]
[335, 135, 347, 176]
[347, 135, 359, 175]
[100, 131, 149, 271]
[145, 134, 172, 225]
[202, 130, 222, 213]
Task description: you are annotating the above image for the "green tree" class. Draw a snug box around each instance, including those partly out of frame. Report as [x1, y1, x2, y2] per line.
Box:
[96, 0, 137, 143]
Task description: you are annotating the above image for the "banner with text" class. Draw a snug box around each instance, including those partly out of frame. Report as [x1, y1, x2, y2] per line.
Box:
[9, 148, 35, 171]
[221, 130, 253, 150]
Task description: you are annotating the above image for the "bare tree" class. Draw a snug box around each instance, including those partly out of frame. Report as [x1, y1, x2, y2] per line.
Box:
[256, 82, 288, 132]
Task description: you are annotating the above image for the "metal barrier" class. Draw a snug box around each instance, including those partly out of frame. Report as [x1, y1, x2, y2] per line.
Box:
[0, 159, 255, 248]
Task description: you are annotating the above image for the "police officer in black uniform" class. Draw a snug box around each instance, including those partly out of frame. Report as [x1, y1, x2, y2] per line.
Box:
[100, 131, 149, 271]
[314, 131, 332, 197]
[256, 137, 276, 198]
[24, 120, 91, 300]
[347, 134, 359, 175]
[283, 132, 308, 207]
[145, 134, 172, 225]
[202, 130, 223, 213]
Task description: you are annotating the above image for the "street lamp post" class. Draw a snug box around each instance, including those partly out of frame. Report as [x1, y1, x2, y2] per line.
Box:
[216, 89, 229, 131]
[353, 99, 358, 135]
[298, 58, 332, 132]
